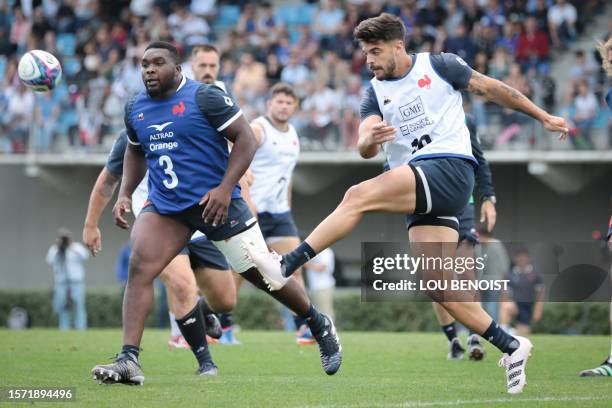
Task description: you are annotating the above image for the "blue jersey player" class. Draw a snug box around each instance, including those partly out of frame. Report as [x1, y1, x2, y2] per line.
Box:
[90, 42, 341, 385]
[245, 14, 569, 394]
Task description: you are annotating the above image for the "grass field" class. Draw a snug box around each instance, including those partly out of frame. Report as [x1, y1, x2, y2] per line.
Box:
[1, 329, 611, 407]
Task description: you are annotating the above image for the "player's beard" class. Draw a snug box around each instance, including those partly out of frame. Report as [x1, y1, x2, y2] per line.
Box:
[382, 59, 396, 80]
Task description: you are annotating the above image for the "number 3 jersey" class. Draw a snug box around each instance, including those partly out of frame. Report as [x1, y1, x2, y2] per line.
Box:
[249, 116, 300, 214]
[360, 52, 476, 169]
[125, 76, 242, 214]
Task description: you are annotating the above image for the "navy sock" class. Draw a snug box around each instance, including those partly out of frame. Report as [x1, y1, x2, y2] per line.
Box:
[176, 303, 212, 367]
[441, 323, 457, 342]
[482, 320, 519, 355]
[119, 344, 140, 362]
[301, 304, 326, 337]
[282, 242, 317, 277]
[293, 315, 306, 330]
[218, 313, 233, 329]
[198, 297, 214, 316]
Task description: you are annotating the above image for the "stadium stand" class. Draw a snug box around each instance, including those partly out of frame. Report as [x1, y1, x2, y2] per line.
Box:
[0, 0, 609, 154]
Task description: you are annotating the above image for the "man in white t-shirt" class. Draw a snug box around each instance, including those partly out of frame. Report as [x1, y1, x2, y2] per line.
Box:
[547, 0, 576, 47]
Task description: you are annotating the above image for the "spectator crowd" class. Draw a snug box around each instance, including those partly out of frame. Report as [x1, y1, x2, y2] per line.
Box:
[0, 0, 609, 153]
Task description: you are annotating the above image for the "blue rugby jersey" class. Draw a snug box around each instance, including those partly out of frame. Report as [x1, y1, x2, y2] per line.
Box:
[124, 76, 243, 214]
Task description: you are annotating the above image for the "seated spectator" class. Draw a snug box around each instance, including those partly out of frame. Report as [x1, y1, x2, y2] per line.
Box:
[5, 83, 35, 153]
[496, 21, 519, 57]
[406, 23, 435, 53]
[444, 22, 477, 65]
[416, 0, 447, 35]
[474, 18, 500, 57]
[302, 82, 340, 149]
[531, 0, 550, 36]
[94, 25, 121, 78]
[462, 0, 484, 32]
[443, 0, 464, 36]
[488, 46, 512, 79]
[280, 53, 310, 88]
[569, 50, 599, 87]
[481, 0, 506, 29]
[190, 0, 216, 19]
[571, 79, 598, 148]
[548, 0, 576, 48]
[499, 249, 544, 336]
[516, 16, 549, 72]
[312, 0, 345, 51]
[265, 53, 282, 86]
[9, 6, 31, 54]
[232, 52, 267, 97]
[236, 3, 257, 35]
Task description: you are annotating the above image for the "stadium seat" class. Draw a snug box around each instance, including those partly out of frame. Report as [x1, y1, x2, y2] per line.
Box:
[297, 3, 317, 25]
[56, 33, 77, 57]
[62, 57, 81, 77]
[275, 5, 301, 26]
[212, 5, 241, 30]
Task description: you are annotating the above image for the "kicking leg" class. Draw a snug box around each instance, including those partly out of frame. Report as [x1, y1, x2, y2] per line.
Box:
[276, 167, 416, 276]
[214, 224, 342, 375]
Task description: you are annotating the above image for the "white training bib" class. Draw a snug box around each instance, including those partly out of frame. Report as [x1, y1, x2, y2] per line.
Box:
[370, 52, 474, 168]
[249, 116, 300, 214]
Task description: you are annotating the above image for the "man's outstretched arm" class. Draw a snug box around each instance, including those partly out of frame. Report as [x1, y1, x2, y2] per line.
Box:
[466, 70, 568, 138]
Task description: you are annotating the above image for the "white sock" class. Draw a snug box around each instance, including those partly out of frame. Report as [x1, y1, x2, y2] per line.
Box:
[169, 312, 181, 337]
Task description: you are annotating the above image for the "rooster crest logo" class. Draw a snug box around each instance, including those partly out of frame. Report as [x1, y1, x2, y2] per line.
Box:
[417, 74, 432, 89]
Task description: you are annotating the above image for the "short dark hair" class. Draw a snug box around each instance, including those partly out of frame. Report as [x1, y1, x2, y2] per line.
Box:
[191, 44, 219, 57]
[268, 82, 297, 101]
[145, 41, 180, 63]
[353, 13, 406, 44]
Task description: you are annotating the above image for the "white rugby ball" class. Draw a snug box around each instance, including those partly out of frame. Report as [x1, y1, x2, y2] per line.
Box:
[18, 50, 62, 92]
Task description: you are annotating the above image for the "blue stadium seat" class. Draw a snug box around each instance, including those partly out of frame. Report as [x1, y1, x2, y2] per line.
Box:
[62, 57, 81, 77]
[213, 5, 241, 30]
[0, 56, 6, 84]
[297, 3, 317, 25]
[592, 106, 611, 129]
[56, 33, 77, 57]
[275, 5, 301, 26]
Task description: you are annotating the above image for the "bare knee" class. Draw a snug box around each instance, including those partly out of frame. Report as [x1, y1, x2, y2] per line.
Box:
[210, 294, 236, 313]
[339, 183, 369, 212]
[128, 253, 158, 284]
[164, 272, 196, 303]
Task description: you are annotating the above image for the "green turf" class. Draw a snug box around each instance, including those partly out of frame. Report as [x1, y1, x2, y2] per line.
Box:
[1, 330, 611, 407]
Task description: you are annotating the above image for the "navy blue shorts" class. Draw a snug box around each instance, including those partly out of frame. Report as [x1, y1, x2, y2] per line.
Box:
[405, 157, 475, 232]
[458, 203, 479, 244]
[179, 238, 230, 270]
[516, 302, 534, 326]
[142, 198, 257, 241]
[258, 211, 299, 239]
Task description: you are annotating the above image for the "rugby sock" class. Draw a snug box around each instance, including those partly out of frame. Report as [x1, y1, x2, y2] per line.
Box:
[293, 315, 306, 330]
[119, 344, 140, 362]
[176, 303, 212, 366]
[218, 313, 233, 329]
[169, 312, 182, 337]
[301, 304, 326, 337]
[482, 320, 520, 355]
[282, 242, 317, 277]
[198, 296, 215, 316]
[441, 323, 458, 342]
